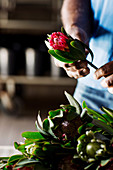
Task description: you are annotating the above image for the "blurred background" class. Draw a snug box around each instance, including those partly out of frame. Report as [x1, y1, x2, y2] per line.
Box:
[0, 0, 76, 146]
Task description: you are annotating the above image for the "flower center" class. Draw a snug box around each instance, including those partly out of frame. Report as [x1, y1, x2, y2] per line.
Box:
[62, 121, 69, 127]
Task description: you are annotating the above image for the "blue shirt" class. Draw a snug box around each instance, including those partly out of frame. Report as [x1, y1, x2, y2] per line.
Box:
[79, 0, 113, 90]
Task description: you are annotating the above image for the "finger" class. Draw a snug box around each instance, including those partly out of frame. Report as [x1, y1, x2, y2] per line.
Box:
[108, 87, 113, 94]
[66, 71, 74, 78]
[101, 74, 113, 88]
[64, 60, 88, 70]
[66, 66, 77, 72]
[74, 68, 90, 78]
[94, 61, 113, 80]
[67, 67, 90, 79]
[54, 58, 65, 68]
[74, 60, 88, 69]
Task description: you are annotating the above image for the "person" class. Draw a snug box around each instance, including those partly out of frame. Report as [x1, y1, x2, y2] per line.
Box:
[54, 0, 113, 112]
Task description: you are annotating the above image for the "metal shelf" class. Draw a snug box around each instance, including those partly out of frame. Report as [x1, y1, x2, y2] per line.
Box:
[0, 76, 76, 86]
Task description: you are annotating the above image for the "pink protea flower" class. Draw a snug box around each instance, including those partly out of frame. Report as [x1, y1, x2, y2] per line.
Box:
[45, 27, 97, 69]
[48, 32, 69, 52]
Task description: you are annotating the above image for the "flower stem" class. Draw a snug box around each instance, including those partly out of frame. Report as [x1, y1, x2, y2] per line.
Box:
[86, 60, 98, 70]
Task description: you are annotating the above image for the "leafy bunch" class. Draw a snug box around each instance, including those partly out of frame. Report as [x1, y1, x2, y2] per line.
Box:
[1, 92, 113, 169]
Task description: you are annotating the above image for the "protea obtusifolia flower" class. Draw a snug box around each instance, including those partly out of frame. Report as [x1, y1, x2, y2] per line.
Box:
[48, 32, 69, 52]
[53, 110, 83, 141]
[45, 27, 97, 69]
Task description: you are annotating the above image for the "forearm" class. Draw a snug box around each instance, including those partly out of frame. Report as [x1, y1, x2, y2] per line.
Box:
[61, 0, 93, 40]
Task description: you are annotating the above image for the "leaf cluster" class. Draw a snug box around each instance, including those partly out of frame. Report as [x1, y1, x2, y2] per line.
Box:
[1, 91, 113, 169]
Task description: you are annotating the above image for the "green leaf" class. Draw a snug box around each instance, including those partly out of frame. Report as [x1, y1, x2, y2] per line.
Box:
[47, 116, 58, 138]
[14, 142, 20, 150]
[0, 163, 7, 169]
[101, 107, 113, 119]
[78, 124, 86, 134]
[64, 91, 82, 114]
[14, 141, 35, 151]
[82, 101, 107, 122]
[84, 163, 94, 170]
[102, 114, 113, 123]
[48, 50, 74, 63]
[24, 139, 46, 144]
[47, 116, 54, 129]
[37, 112, 43, 128]
[35, 120, 48, 136]
[43, 119, 49, 131]
[70, 41, 86, 60]
[94, 132, 110, 141]
[92, 119, 113, 135]
[77, 134, 86, 143]
[79, 123, 94, 135]
[0, 157, 9, 160]
[41, 116, 57, 139]
[49, 109, 63, 119]
[55, 49, 76, 60]
[63, 142, 72, 148]
[60, 104, 72, 109]
[33, 147, 46, 158]
[82, 101, 87, 109]
[70, 40, 85, 53]
[42, 144, 62, 153]
[22, 132, 44, 140]
[80, 108, 87, 118]
[15, 158, 40, 168]
[100, 158, 112, 166]
[8, 155, 24, 163]
[73, 38, 94, 62]
[14, 144, 26, 154]
[66, 110, 78, 121]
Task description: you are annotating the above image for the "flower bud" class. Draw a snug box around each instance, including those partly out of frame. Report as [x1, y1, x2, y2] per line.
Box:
[48, 32, 69, 52]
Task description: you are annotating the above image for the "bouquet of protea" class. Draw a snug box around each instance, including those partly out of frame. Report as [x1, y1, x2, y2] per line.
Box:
[45, 27, 97, 69]
[1, 92, 113, 170]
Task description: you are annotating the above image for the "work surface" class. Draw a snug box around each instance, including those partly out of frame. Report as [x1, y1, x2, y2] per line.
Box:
[0, 146, 20, 157]
[0, 113, 36, 146]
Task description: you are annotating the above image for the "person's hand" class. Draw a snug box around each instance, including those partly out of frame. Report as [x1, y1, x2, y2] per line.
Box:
[54, 58, 90, 79]
[94, 61, 113, 94]
[54, 26, 90, 79]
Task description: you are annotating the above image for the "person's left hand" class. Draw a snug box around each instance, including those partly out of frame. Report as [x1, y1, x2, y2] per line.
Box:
[94, 61, 113, 94]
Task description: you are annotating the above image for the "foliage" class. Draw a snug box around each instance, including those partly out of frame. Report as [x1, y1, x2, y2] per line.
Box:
[1, 91, 113, 169]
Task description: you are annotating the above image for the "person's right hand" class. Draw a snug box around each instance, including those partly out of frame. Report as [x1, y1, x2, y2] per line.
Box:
[54, 59, 90, 79]
[54, 26, 90, 79]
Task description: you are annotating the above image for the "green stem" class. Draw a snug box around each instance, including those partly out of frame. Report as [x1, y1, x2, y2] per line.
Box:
[86, 60, 98, 70]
